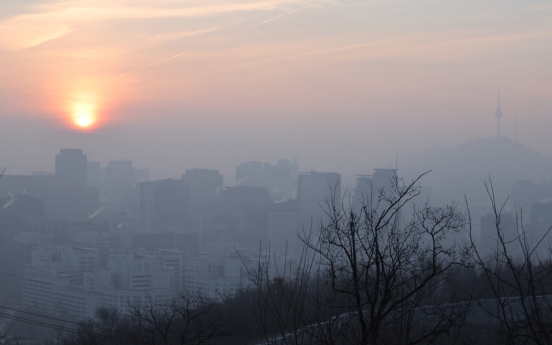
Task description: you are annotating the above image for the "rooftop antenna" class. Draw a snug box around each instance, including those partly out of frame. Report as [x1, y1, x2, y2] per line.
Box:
[495, 86, 502, 137]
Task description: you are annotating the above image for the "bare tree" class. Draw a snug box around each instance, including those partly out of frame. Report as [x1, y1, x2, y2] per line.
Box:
[65, 307, 131, 345]
[298, 173, 472, 345]
[468, 180, 552, 345]
[245, 173, 472, 345]
[62, 292, 233, 345]
[126, 291, 233, 345]
[243, 243, 355, 345]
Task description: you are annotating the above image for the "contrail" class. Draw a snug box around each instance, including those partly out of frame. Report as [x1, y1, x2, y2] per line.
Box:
[246, 7, 304, 30]
[247, 14, 284, 29]
[99, 37, 228, 85]
[97, 5, 310, 84]
[103, 51, 190, 84]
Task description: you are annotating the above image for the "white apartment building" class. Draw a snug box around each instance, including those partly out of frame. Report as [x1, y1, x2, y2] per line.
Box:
[23, 245, 182, 319]
[184, 253, 247, 300]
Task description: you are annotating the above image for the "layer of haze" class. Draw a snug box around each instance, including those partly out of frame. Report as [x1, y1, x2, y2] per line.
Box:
[1, 0, 551, 179]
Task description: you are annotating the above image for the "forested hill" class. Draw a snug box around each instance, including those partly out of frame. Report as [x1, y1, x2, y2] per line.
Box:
[397, 137, 552, 206]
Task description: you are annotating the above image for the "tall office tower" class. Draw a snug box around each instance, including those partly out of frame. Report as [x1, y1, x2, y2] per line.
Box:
[87, 161, 100, 188]
[106, 160, 135, 188]
[267, 201, 299, 254]
[223, 186, 271, 215]
[0, 194, 45, 220]
[104, 159, 136, 203]
[55, 149, 87, 187]
[182, 169, 223, 232]
[495, 87, 503, 138]
[264, 159, 299, 200]
[139, 179, 189, 233]
[353, 168, 398, 212]
[134, 168, 150, 183]
[236, 159, 299, 201]
[236, 161, 265, 187]
[182, 168, 223, 200]
[297, 171, 341, 233]
[200, 185, 276, 249]
[51, 149, 99, 220]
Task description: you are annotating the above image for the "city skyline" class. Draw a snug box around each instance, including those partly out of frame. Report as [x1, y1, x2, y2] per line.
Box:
[1, 2, 552, 342]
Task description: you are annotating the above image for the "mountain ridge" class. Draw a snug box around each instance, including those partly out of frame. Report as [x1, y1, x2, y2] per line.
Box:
[399, 136, 552, 182]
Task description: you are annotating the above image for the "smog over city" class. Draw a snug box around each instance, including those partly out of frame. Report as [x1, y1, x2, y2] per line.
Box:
[0, 1, 552, 344]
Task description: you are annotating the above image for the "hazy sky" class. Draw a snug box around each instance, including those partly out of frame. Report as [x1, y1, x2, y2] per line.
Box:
[1, 0, 551, 180]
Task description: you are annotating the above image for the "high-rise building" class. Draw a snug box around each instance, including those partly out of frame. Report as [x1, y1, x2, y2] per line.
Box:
[353, 168, 398, 212]
[236, 159, 298, 201]
[182, 168, 223, 232]
[182, 168, 223, 200]
[139, 179, 189, 232]
[52, 149, 99, 220]
[105, 160, 135, 188]
[87, 161, 100, 188]
[297, 171, 341, 233]
[184, 253, 248, 301]
[0, 150, 99, 221]
[23, 246, 181, 319]
[103, 159, 138, 206]
[123, 232, 199, 274]
[267, 201, 299, 254]
[55, 149, 87, 187]
[236, 161, 264, 187]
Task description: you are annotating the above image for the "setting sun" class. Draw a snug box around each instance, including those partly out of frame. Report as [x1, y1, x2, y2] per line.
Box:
[73, 104, 95, 128]
[73, 103, 95, 128]
[67, 91, 101, 130]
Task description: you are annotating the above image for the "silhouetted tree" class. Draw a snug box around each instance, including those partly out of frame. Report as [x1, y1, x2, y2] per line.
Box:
[244, 242, 353, 345]
[64, 292, 233, 345]
[304, 173, 472, 345]
[247, 173, 472, 345]
[468, 180, 552, 345]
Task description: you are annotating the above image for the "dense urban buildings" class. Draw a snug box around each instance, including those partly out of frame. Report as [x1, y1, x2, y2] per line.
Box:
[2, 141, 552, 344]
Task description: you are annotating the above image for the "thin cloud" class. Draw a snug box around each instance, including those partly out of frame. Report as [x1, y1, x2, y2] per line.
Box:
[246, 6, 314, 30]
[0, 0, 327, 50]
[150, 28, 219, 43]
[247, 14, 284, 30]
[102, 51, 191, 84]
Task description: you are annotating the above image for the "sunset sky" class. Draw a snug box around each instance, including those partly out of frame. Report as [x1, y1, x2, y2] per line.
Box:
[1, 0, 551, 180]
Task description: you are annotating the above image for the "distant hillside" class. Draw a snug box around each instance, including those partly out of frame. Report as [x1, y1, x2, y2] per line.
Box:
[397, 137, 552, 206]
[400, 137, 552, 181]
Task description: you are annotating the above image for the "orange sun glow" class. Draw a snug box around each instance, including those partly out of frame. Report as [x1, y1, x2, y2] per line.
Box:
[73, 104, 95, 128]
[67, 92, 100, 130]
